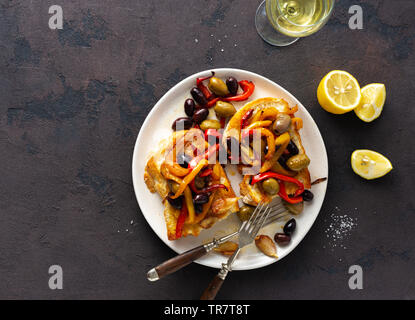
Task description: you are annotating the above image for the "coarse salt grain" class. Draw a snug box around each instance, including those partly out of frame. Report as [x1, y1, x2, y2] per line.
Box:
[324, 208, 357, 250]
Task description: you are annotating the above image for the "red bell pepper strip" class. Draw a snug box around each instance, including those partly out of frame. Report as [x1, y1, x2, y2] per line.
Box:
[278, 181, 303, 204]
[189, 143, 220, 169]
[189, 172, 227, 194]
[241, 109, 254, 129]
[199, 168, 213, 177]
[222, 80, 255, 102]
[205, 129, 222, 142]
[191, 183, 229, 194]
[206, 97, 220, 108]
[175, 198, 188, 239]
[200, 184, 228, 193]
[250, 171, 304, 197]
[197, 72, 215, 101]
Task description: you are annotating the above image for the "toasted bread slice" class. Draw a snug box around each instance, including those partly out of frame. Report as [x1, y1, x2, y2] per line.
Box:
[144, 130, 239, 240]
[224, 98, 311, 205]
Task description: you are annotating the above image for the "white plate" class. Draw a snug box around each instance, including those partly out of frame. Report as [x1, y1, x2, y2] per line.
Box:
[132, 68, 328, 270]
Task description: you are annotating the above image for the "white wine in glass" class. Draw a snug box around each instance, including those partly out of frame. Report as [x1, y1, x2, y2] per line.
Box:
[255, 0, 335, 46]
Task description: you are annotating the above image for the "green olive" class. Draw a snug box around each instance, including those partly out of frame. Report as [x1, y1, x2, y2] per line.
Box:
[237, 205, 255, 221]
[286, 154, 310, 171]
[194, 175, 205, 189]
[169, 181, 180, 193]
[208, 77, 230, 97]
[262, 178, 280, 195]
[200, 119, 221, 131]
[283, 200, 304, 215]
[273, 113, 291, 134]
[214, 101, 236, 118]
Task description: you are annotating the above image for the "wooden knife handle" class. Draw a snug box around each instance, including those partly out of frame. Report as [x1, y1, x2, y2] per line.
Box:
[147, 245, 207, 281]
[200, 274, 225, 300]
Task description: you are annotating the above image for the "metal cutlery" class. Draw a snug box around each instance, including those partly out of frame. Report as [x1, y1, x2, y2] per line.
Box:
[200, 201, 272, 300]
[147, 199, 287, 282]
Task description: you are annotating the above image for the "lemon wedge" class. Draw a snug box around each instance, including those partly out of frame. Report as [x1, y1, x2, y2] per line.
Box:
[354, 83, 386, 122]
[351, 149, 393, 180]
[317, 70, 362, 114]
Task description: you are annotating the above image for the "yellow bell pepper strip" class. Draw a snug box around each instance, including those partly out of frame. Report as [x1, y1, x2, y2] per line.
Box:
[165, 162, 190, 177]
[212, 162, 222, 180]
[260, 132, 290, 173]
[160, 162, 183, 184]
[189, 144, 219, 169]
[175, 198, 187, 239]
[250, 109, 263, 124]
[184, 186, 196, 224]
[286, 105, 298, 115]
[241, 128, 275, 160]
[250, 171, 304, 197]
[259, 128, 275, 160]
[170, 159, 208, 199]
[259, 107, 278, 121]
[291, 117, 303, 130]
[246, 120, 272, 130]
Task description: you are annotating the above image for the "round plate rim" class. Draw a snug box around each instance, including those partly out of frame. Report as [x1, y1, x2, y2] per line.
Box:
[132, 68, 328, 270]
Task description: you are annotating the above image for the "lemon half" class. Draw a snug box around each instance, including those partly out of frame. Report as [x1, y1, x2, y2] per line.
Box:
[317, 70, 362, 114]
[354, 83, 386, 122]
[351, 149, 393, 180]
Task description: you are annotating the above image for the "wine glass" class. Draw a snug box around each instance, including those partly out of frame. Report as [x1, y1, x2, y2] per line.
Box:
[255, 0, 336, 47]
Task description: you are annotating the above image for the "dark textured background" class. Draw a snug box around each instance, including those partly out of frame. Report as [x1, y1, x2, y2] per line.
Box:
[0, 0, 414, 299]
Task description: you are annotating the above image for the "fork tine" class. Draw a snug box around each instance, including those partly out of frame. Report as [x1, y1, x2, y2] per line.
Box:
[266, 202, 285, 218]
[245, 202, 264, 230]
[265, 211, 289, 225]
[240, 201, 262, 232]
[249, 203, 264, 227]
[251, 206, 272, 236]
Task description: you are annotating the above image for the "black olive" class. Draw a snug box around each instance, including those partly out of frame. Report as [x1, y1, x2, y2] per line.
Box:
[167, 192, 183, 209]
[184, 99, 196, 117]
[264, 144, 268, 155]
[274, 233, 291, 245]
[194, 193, 209, 205]
[302, 190, 314, 201]
[172, 117, 193, 131]
[287, 141, 299, 155]
[283, 218, 296, 236]
[278, 153, 291, 170]
[226, 77, 239, 95]
[194, 203, 203, 214]
[190, 87, 208, 106]
[192, 108, 209, 124]
[176, 153, 191, 168]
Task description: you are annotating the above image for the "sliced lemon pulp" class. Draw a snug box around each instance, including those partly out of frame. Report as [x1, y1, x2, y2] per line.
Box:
[354, 83, 386, 122]
[317, 70, 362, 114]
[351, 149, 393, 180]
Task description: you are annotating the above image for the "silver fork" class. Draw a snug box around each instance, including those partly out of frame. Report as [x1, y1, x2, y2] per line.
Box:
[200, 202, 272, 300]
[147, 200, 287, 282]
